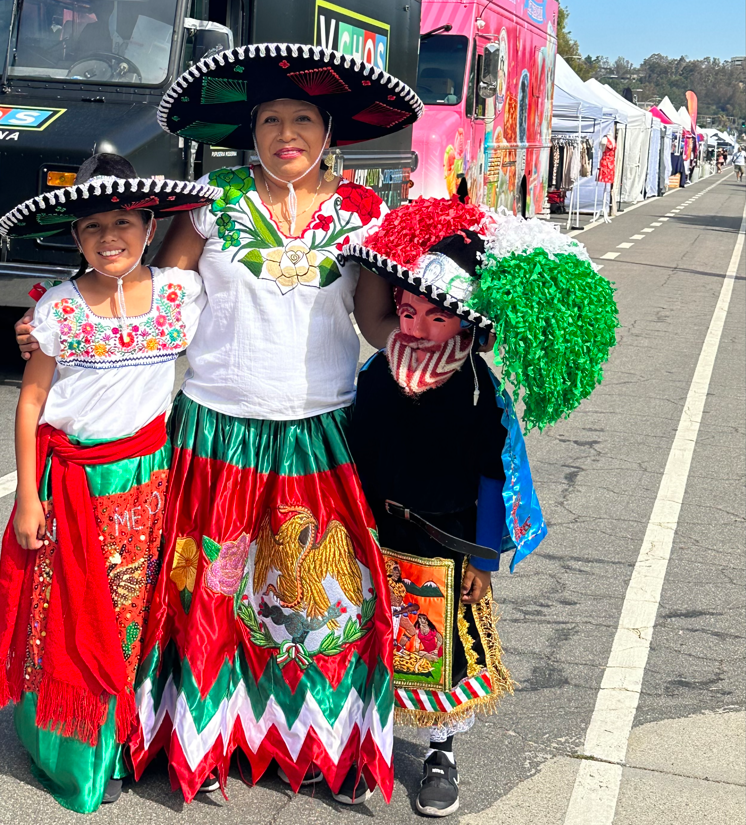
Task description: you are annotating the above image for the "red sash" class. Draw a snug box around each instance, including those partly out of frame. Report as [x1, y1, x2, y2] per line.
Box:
[0, 415, 167, 744]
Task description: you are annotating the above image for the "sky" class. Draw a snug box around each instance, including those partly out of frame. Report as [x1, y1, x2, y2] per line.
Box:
[561, 0, 746, 65]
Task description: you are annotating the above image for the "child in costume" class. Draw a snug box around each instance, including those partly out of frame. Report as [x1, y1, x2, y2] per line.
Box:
[0, 154, 218, 813]
[346, 198, 618, 816]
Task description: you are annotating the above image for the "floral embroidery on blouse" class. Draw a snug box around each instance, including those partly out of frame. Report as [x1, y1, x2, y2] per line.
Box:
[52, 282, 189, 368]
[207, 167, 384, 294]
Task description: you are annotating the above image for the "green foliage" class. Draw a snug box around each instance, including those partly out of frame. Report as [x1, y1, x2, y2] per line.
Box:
[202, 535, 222, 563]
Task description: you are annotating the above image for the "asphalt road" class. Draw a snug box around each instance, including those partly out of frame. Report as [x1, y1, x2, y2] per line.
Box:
[0, 172, 743, 824]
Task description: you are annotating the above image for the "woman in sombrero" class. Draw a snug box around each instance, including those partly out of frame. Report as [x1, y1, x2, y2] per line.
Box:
[114, 45, 422, 804]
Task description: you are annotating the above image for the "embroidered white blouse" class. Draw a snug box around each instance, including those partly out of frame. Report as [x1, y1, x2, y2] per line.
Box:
[33, 267, 205, 441]
[184, 166, 388, 420]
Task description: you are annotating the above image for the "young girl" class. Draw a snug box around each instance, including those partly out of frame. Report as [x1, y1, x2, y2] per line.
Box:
[0, 154, 218, 813]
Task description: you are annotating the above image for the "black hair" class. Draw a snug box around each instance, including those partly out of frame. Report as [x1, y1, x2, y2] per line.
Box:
[417, 614, 437, 633]
[70, 153, 149, 279]
[74, 152, 137, 184]
[250, 102, 333, 143]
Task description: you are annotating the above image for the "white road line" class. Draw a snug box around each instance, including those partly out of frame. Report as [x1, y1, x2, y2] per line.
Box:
[600, 252, 620, 260]
[0, 471, 17, 499]
[650, 222, 663, 226]
[642, 227, 655, 233]
[630, 234, 645, 240]
[659, 217, 670, 221]
[563, 197, 746, 825]
[665, 213, 676, 217]
[617, 242, 634, 249]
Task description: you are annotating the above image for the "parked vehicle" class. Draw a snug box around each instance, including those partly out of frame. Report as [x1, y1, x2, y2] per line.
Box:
[0, 0, 421, 361]
[410, 0, 558, 217]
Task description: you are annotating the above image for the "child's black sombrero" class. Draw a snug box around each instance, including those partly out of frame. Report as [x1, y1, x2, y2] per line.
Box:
[157, 43, 423, 149]
[344, 198, 495, 329]
[0, 176, 221, 240]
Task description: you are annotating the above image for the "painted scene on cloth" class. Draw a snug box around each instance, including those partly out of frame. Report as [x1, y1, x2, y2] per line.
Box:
[384, 549, 454, 691]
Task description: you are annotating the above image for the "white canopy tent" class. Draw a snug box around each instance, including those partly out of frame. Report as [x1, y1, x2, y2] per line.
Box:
[552, 56, 624, 217]
[587, 79, 652, 204]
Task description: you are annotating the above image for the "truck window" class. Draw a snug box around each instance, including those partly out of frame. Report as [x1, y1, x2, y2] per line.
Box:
[9, 0, 180, 86]
[416, 34, 468, 105]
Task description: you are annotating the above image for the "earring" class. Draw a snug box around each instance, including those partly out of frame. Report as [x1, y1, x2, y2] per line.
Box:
[323, 150, 335, 182]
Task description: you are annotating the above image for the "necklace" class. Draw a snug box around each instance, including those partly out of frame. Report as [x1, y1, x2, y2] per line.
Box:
[262, 171, 323, 231]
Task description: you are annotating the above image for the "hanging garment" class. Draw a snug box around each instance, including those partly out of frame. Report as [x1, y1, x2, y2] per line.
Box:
[598, 136, 616, 185]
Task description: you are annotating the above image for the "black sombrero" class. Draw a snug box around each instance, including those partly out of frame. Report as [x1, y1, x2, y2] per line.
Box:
[343, 198, 495, 329]
[157, 43, 423, 149]
[0, 176, 222, 239]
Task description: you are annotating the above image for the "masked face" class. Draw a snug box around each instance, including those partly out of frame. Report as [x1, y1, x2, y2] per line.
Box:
[396, 290, 463, 345]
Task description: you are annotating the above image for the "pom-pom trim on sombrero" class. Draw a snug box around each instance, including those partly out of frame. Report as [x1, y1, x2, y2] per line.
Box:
[157, 43, 424, 149]
[0, 178, 222, 239]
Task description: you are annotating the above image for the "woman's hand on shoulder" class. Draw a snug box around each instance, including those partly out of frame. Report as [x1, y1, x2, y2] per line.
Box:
[15, 308, 39, 361]
[13, 497, 46, 550]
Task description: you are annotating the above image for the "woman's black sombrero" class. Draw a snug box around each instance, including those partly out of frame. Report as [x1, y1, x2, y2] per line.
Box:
[157, 43, 424, 149]
[0, 177, 222, 239]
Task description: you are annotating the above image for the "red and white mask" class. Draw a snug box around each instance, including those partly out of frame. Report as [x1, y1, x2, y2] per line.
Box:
[386, 289, 473, 396]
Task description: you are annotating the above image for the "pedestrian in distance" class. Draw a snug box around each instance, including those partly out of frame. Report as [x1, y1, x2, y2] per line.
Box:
[732, 146, 746, 181]
[346, 198, 619, 816]
[716, 149, 725, 173]
[0, 153, 217, 813]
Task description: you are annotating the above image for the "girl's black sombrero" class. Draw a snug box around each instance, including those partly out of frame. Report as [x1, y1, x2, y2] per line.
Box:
[0, 177, 222, 240]
[157, 43, 424, 149]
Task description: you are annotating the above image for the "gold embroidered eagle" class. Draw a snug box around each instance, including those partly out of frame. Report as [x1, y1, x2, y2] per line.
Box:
[253, 505, 363, 628]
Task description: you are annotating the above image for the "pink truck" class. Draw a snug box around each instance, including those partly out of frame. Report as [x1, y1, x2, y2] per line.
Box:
[411, 0, 558, 216]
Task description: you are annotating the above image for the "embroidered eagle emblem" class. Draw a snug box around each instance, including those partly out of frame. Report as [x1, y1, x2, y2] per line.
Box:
[253, 505, 363, 629]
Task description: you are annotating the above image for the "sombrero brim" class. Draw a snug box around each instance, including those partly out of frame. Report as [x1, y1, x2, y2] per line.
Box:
[158, 43, 423, 149]
[344, 243, 494, 329]
[0, 177, 222, 239]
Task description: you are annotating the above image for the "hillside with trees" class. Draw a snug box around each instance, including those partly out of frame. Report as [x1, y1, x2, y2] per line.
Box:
[557, 4, 746, 129]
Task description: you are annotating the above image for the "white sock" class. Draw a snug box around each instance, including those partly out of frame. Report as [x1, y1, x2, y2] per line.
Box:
[426, 747, 455, 764]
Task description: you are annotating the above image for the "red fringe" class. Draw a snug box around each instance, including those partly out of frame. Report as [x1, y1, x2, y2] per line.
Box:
[115, 687, 137, 744]
[0, 670, 10, 707]
[36, 675, 109, 746]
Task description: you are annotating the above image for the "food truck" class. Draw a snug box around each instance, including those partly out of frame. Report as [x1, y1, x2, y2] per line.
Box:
[0, 0, 421, 360]
[411, 0, 558, 217]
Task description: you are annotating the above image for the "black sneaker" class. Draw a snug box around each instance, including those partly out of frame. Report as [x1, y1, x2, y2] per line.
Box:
[198, 771, 220, 793]
[332, 766, 373, 805]
[416, 751, 459, 817]
[277, 763, 324, 787]
[102, 777, 122, 804]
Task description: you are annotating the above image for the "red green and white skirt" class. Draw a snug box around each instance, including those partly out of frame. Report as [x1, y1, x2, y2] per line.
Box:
[11, 441, 169, 813]
[131, 393, 394, 802]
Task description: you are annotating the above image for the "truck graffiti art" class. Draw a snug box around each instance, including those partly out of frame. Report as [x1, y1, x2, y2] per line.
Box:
[410, 0, 558, 218]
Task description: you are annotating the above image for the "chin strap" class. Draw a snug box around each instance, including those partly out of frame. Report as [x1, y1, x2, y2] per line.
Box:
[469, 325, 480, 406]
[82, 213, 154, 338]
[255, 118, 333, 235]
